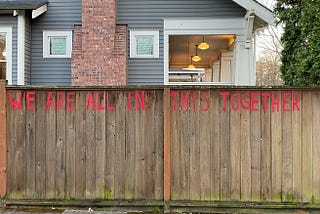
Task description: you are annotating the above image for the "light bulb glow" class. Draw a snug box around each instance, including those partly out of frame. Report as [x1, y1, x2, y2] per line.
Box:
[198, 42, 209, 50]
[187, 64, 195, 69]
[192, 55, 201, 62]
[2, 51, 6, 57]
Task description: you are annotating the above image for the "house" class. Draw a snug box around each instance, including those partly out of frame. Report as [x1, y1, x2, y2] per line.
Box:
[0, 0, 274, 86]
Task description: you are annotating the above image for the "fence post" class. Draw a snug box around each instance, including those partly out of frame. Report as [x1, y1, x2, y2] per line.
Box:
[0, 80, 6, 198]
[164, 87, 171, 208]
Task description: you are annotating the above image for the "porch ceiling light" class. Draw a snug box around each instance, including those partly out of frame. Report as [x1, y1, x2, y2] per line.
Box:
[188, 56, 196, 69]
[192, 45, 201, 62]
[198, 36, 209, 50]
[2, 51, 6, 57]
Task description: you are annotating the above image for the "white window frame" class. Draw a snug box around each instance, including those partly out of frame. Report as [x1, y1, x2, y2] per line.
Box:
[0, 27, 12, 85]
[43, 30, 72, 58]
[130, 30, 159, 58]
[164, 18, 251, 86]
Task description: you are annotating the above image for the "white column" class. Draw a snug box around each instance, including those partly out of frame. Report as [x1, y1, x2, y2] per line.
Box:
[17, 11, 26, 85]
[234, 35, 255, 86]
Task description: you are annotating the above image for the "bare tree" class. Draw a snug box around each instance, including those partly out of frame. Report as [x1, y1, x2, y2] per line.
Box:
[255, 0, 283, 86]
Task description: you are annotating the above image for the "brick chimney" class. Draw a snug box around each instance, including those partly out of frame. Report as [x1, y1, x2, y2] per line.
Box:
[72, 0, 127, 86]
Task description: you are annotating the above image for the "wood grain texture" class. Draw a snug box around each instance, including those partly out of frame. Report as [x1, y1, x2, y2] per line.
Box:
[0, 81, 6, 198]
[4, 87, 320, 205]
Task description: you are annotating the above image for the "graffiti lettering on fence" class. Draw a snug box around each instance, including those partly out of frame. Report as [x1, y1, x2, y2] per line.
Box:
[7, 91, 145, 111]
[7, 90, 301, 112]
[220, 92, 301, 112]
[169, 91, 301, 112]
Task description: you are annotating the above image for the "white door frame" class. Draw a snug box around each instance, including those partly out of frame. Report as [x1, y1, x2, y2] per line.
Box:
[0, 27, 12, 85]
[163, 18, 251, 85]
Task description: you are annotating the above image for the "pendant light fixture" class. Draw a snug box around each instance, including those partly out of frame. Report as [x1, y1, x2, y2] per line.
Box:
[192, 45, 201, 62]
[188, 56, 195, 69]
[198, 35, 209, 50]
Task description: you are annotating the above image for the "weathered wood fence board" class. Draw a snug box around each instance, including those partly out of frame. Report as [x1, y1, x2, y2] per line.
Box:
[6, 89, 164, 200]
[3, 86, 320, 206]
[168, 88, 316, 203]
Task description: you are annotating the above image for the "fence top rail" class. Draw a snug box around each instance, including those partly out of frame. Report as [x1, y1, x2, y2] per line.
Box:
[5, 85, 320, 91]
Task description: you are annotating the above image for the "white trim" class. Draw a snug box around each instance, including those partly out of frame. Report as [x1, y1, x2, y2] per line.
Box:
[129, 30, 160, 58]
[164, 18, 247, 85]
[32, 4, 47, 19]
[43, 30, 72, 58]
[17, 12, 25, 85]
[232, 0, 275, 25]
[0, 27, 12, 85]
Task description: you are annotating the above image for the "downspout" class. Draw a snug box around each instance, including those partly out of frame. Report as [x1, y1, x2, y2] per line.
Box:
[15, 10, 26, 85]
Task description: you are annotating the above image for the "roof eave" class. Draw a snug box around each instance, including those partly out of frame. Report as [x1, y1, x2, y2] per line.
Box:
[232, 0, 275, 26]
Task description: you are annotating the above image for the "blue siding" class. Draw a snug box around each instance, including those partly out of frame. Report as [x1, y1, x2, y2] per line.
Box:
[0, 15, 17, 84]
[30, 0, 81, 86]
[117, 0, 246, 85]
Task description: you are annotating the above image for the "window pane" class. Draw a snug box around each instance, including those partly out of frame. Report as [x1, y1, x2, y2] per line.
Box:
[0, 62, 6, 79]
[0, 33, 6, 60]
[136, 35, 154, 55]
[50, 37, 67, 55]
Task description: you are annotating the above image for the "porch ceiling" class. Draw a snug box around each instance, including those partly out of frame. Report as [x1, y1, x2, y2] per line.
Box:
[169, 34, 235, 69]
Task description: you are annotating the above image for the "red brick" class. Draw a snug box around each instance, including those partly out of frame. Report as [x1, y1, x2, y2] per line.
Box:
[72, 0, 127, 86]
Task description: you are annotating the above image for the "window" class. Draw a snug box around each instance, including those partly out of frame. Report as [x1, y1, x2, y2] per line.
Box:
[0, 33, 7, 80]
[0, 27, 12, 84]
[130, 30, 159, 58]
[43, 31, 72, 58]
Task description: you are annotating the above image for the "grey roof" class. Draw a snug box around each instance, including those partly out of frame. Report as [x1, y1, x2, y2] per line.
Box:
[0, 0, 48, 10]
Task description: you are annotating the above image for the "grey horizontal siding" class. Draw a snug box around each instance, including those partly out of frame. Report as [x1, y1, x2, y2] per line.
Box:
[0, 15, 17, 85]
[25, 16, 31, 85]
[117, 0, 246, 85]
[30, 0, 81, 86]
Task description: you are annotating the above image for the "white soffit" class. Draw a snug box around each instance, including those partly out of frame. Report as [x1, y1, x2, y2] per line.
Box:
[232, 0, 275, 26]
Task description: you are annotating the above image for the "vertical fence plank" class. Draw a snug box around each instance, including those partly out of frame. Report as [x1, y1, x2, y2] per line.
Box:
[46, 91, 57, 199]
[271, 91, 282, 202]
[86, 92, 96, 199]
[65, 91, 76, 199]
[199, 90, 211, 200]
[210, 90, 220, 201]
[170, 90, 180, 200]
[163, 88, 170, 201]
[282, 92, 293, 202]
[144, 90, 155, 199]
[189, 91, 200, 201]
[220, 90, 230, 201]
[180, 91, 190, 200]
[56, 92, 66, 199]
[240, 91, 251, 201]
[114, 91, 126, 199]
[261, 91, 272, 201]
[95, 91, 106, 199]
[312, 91, 320, 202]
[134, 91, 145, 199]
[251, 92, 261, 201]
[35, 91, 46, 198]
[105, 91, 116, 199]
[0, 81, 6, 198]
[25, 91, 36, 198]
[125, 91, 135, 200]
[302, 91, 313, 202]
[155, 90, 164, 200]
[75, 91, 86, 199]
[292, 91, 302, 202]
[230, 91, 241, 201]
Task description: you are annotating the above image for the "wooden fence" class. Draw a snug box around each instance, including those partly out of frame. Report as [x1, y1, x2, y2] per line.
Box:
[2, 83, 320, 210]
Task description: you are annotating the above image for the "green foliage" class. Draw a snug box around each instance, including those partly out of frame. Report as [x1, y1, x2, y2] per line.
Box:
[275, 0, 320, 86]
